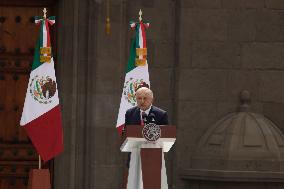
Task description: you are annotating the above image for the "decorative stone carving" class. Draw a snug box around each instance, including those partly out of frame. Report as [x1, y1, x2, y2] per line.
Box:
[182, 90, 284, 182]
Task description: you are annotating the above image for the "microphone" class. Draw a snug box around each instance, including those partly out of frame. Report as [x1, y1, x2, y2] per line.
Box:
[148, 113, 156, 123]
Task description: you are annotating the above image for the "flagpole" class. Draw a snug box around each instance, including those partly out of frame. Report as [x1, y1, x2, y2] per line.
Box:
[38, 6, 45, 171]
[39, 155, 42, 169]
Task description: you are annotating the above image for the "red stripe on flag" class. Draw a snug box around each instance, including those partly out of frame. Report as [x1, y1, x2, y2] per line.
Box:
[45, 20, 51, 47]
[47, 19, 55, 26]
[24, 105, 63, 162]
[144, 23, 150, 28]
[117, 124, 124, 136]
[140, 21, 147, 48]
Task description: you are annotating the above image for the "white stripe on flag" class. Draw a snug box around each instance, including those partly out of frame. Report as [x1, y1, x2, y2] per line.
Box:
[139, 24, 143, 48]
[43, 20, 47, 47]
[116, 64, 150, 127]
[20, 58, 59, 126]
[139, 25, 143, 59]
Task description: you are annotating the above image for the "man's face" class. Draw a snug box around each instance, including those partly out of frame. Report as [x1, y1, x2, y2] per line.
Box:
[135, 89, 153, 111]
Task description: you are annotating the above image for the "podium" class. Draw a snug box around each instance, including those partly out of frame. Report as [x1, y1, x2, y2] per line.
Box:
[121, 125, 176, 189]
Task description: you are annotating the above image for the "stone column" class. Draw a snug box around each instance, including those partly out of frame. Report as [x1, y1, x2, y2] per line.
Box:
[54, 0, 128, 188]
[53, 0, 97, 188]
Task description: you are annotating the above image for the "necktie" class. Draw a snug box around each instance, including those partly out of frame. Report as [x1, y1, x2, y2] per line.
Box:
[141, 111, 147, 126]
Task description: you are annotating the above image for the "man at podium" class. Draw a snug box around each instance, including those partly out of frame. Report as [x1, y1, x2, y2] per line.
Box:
[123, 86, 169, 189]
[125, 87, 169, 126]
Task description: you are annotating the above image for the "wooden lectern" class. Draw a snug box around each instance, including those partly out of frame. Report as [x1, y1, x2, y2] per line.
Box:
[121, 125, 176, 189]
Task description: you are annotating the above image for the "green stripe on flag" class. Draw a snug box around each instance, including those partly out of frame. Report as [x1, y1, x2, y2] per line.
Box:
[31, 21, 45, 70]
[34, 16, 43, 20]
[48, 16, 56, 20]
[126, 38, 137, 73]
[135, 25, 139, 48]
[31, 39, 41, 70]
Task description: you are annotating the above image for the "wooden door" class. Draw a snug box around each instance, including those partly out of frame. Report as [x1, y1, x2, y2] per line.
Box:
[0, 1, 56, 189]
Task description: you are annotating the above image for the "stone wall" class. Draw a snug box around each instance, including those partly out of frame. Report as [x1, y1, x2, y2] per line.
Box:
[177, 0, 284, 188]
[53, 0, 284, 188]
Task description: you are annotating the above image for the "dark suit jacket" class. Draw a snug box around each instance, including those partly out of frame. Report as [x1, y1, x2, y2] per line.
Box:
[124, 106, 169, 168]
[125, 106, 169, 126]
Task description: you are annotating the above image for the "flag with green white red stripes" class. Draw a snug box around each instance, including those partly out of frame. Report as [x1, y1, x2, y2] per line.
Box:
[116, 20, 150, 134]
[20, 16, 63, 162]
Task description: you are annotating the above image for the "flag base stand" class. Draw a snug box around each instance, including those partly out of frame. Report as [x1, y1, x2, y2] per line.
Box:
[28, 169, 51, 189]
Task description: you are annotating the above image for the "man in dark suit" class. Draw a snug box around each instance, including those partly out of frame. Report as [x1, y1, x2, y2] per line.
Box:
[124, 87, 169, 166]
[125, 87, 168, 126]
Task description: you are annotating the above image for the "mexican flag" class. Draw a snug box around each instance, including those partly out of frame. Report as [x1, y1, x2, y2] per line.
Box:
[20, 16, 63, 162]
[116, 20, 150, 134]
